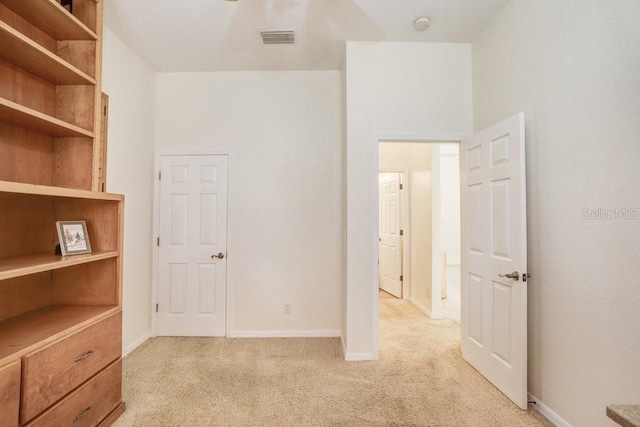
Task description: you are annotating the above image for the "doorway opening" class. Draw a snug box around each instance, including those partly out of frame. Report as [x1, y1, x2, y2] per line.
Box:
[378, 140, 461, 324]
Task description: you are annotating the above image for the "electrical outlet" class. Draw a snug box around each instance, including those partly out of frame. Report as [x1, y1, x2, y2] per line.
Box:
[284, 303, 291, 314]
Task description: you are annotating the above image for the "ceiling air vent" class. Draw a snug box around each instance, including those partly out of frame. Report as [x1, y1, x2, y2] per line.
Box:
[259, 29, 296, 45]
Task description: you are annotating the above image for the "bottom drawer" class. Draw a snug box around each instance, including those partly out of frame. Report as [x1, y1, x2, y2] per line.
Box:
[0, 361, 20, 427]
[27, 359, 122, 427]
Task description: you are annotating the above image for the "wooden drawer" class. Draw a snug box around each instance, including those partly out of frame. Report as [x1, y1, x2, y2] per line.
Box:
[26, 359, 122, 427]
[0, 360, 20, 427]
[21, 312, 121, 423]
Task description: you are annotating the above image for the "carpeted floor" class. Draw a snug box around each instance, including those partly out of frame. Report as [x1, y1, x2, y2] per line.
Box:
[113, 294, 550, 426]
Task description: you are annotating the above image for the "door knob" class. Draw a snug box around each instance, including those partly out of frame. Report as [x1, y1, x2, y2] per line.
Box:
[499, 271, 519, 280]
[212, 253, 225, 259]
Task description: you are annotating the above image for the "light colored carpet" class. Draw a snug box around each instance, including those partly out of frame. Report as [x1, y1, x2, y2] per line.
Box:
[114, 295, 550, 426]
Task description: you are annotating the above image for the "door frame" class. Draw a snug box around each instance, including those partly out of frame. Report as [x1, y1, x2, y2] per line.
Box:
[372, 133, 467, 357]
[151, 150, 232, 338]
[378, 169, 410, 300]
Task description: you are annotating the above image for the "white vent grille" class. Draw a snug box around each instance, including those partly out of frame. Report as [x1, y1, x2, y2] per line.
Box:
[259, 30, 296, 45]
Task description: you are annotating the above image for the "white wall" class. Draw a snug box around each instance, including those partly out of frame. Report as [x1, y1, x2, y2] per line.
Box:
[473, 1, 640, 425]
[344, 42, 472, 358]
[155, 71, 343, 336]
[379, 143, 433, 313]
[102, 26, 156, 351]
[440, 144, 460, 265]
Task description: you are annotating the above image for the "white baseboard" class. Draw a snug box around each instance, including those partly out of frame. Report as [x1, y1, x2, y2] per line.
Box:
[528, 393, 571, 427]
[340, 335, 375, 361]
[344, 351, 375, 361]
[123, 331, 152, 357]
[228, 330, 341, 338]
[410, 298, 443, 319]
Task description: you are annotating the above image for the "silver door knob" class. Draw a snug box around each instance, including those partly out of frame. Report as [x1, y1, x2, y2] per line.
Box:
[499, 271, 519, 280]
[212, 253, 225, 259]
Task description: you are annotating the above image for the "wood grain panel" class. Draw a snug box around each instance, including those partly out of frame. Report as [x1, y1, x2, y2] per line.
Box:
[0, 22, 95, 85]
[56, 85, 95, 130]
[98, 93, 108, 192]
[0, 360, 20, 427]
[51, 258, 118, 305]
[68, 0, 97, 33]
[21, 312, 121, 422]
[54, 137, 93, 190]
[57, 40, 95, 78]
[0, 305, 117, 363]
[0, 122, 55, 186]
[0, 0, 97, 41]
[97, 402, 126, 427]
[0, 60, 56, 116]
[54, 198, 119, 251]
[0, 251, 118, 282]
[0, 193, 55, 258]
[0, 97, 94, 138]
[26, 359, 121, 427]
[0, 273, 50, 322]
[0, 4, 56, 52]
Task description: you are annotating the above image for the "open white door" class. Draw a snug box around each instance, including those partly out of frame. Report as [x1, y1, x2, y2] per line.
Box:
[460, 113, 528, 409]
[378, 172, 403, 298]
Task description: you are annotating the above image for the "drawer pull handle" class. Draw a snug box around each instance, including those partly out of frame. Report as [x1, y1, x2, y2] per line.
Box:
[73, 406, 92, 422]
[74, 350, 94, 362]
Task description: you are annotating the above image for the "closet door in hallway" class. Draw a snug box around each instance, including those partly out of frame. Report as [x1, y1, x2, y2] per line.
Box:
[378, 172, 403, 298]
[158, 155, 228, 336]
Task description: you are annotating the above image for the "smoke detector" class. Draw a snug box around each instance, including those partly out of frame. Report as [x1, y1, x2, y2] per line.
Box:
[258, 29, 296, 45]
[414, 17, 431, 31]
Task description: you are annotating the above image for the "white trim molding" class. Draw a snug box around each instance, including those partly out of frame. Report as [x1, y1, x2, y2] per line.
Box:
[410, 297, 443, 320]
[123, 332, 152, 357]
[229, 330, 341, 338]
[340, 335, 376, 361]
[528, 393, 572, 427]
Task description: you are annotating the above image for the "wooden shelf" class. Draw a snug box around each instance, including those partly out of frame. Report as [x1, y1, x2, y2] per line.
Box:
[0, 180, 123, 201]
[0, 97, 94, 138]
[0, 21, 96, 85]
[0, 305, 117, 362]
[0, 0, 97, 41]
[0, 251, 119, 281]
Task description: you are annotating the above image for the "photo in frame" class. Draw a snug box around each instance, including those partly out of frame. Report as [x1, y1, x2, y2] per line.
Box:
[56, 221, 92, 256]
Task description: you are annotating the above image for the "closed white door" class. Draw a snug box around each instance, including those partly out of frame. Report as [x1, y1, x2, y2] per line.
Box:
[158, 155, 228, 336]
[378, 172, 403, 298]
[460, 113, 528, 409]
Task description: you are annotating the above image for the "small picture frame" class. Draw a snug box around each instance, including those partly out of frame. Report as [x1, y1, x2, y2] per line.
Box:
[56, 221, 92, 256]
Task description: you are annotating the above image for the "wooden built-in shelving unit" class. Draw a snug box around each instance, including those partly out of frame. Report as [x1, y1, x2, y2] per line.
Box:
[0, 0, 125, 425]
[0, 305, 118, 361]
[0, 21, 96, 85]
[0, 97, 95, 137]
[0, 251, 118, 281]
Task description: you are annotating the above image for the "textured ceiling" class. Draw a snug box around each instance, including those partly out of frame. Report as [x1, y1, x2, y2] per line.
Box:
[104, 0, 510, 72]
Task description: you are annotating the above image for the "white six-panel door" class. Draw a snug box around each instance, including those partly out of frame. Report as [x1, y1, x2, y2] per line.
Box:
[379, 172, 403, 298]
[460, 113, 528, 409]
[158, 155, 228, 336]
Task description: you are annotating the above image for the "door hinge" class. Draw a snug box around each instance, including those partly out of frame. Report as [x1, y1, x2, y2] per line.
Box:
[157, 237, 160, 246]
[103, 106, 107, 115]
[158, 171, 162, 180]
[400, 230, 404, 236]
[400, 275, 403, 281]
[399, 183, 403, 190]
[156, 303, 158, 313]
